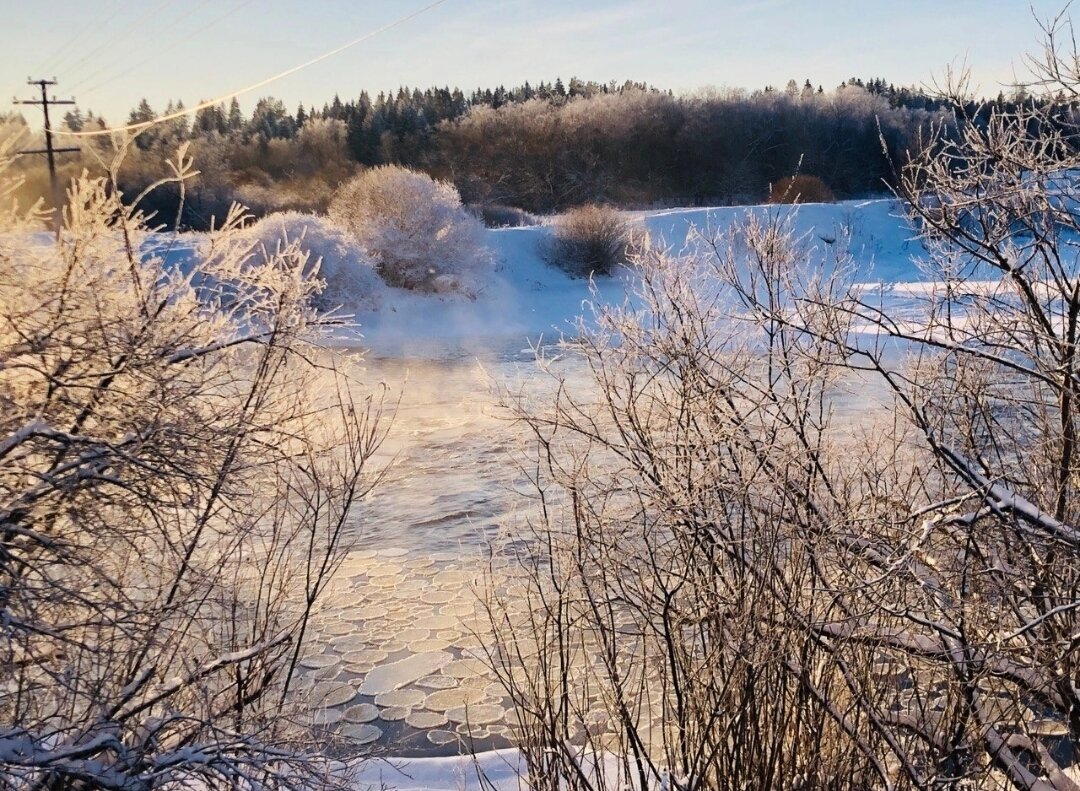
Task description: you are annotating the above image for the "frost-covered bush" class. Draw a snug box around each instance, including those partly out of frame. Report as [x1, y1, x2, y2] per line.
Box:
[548, 203, 640, 277]
[328, 165, 489, 293]
[239, 211, 385, 314]
[0, 145, 386, 789]
[484, 21, 1080, 787]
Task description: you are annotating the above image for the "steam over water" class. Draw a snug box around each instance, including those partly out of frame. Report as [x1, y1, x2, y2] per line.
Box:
[347, 345, 542, 554]
[296, 343, 563, 756]
[298, 337, 897, 756]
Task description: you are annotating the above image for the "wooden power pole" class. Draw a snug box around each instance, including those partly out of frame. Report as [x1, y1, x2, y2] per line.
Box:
[14, 78, 80, 228]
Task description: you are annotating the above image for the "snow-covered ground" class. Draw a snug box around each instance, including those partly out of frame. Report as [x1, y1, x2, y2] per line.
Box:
[353, 749, 525, 791]
[233, 198, 926, 359]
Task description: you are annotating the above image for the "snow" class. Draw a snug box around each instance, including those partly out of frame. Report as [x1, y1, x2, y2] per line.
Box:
[354, 749, 525, 791]
[350, 748, 633, 791]
[636, 198, 923, 284]
[384, 199, 927, 357]
[157, 198, 929, 360]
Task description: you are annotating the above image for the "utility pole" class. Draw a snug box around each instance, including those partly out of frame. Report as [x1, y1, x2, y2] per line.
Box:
[14, 78, 80, 229]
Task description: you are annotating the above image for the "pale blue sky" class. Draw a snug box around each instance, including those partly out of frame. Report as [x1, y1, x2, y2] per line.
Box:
[1, 0, 1068, 126]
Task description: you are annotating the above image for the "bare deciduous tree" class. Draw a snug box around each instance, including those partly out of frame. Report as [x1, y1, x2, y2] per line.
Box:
[0, 142, 389, 790]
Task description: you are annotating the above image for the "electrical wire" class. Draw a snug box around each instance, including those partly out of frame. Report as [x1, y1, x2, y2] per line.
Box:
[78, 0, 258, 99]
[35, 0, 128, 79]
[69, 0, 221, 93]
[55, 0, 452, 139]
[56, 0, 183, 84]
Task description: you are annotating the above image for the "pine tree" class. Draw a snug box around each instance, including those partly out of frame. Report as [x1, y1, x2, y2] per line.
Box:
[330, 94, 344, 120]
[346, 111, 378, 165]
[199, 104, 218, 134]
[63, 108, 85, 132]
[170, 100, 190, 140]
[249, 97, 296, 141]
[227, 98, 244, 132]
[193, 101, 212, 134]
[128, 99, 156, 125]
[128, 99, 158, 150]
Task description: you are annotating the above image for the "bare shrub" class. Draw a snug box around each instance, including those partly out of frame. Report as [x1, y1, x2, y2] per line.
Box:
[0, 143, 389, 789]
[548, 203, 640, 277]
[472, 203, 538, 228]
[482, 17, 1080, 789]
[328, 165, 489, 293]
[767, 173, 836, 204]
[482, 224, 912, 791]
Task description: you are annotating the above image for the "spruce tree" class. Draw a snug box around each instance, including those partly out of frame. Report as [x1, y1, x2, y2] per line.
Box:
[128, 99, 155, 125]
[63, 108, 84, 132]
[227, 98, 244, 133]
[128, 99, 157, 150]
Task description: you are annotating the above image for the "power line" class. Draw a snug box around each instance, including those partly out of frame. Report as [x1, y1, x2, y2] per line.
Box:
[69, 0, 220, 94]
[14, 79, 80, 229]
[56, 0, 181, 83]
[78, 0, 258, 99]
[36, 0, 128, 78]
[55, 0, 452, 139]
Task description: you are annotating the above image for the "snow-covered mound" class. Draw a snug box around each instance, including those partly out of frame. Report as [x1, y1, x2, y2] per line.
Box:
[345, 198, 923, 356]
[237, 212, 386, 314]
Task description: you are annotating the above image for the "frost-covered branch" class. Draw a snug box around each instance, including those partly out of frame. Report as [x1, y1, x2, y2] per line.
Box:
[0, 147, 387, 790]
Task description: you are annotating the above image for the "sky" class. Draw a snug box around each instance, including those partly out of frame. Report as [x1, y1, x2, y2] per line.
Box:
[0, 0, 1071, 128]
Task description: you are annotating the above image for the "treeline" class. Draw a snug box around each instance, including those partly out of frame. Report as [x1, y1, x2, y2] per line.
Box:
[3, 76, 1055, 228]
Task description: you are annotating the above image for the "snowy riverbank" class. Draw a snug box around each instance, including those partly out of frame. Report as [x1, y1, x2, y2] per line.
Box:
[228, 198, 927, 359]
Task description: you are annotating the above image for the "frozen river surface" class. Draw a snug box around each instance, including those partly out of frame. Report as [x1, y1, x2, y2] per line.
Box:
[295, 344, 557, 757]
